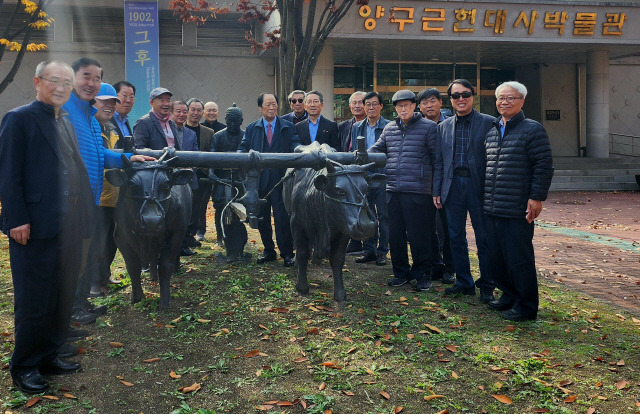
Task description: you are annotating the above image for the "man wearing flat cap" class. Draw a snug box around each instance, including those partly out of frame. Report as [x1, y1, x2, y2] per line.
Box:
[369, 89, 437, 292]
[133, 87, 181, 150]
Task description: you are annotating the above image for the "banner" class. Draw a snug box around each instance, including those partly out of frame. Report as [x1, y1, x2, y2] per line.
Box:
[124, 1, 159, 124]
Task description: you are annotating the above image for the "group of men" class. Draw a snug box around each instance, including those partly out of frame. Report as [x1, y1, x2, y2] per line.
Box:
[0, 56, 239, 393]
[231, 83, 553, 326]
[0, 54, 552, 394]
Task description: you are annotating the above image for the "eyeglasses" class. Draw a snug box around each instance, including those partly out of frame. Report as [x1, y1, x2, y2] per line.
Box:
[118, 94, 136, 101]
[449, 91, 473, 100]
[306, 99, 322, 105]
[39, 76, 73, 89]
[290, 98, 304, 104]
[263, 102, 278, 108]
[497, 96, 522, 103]
[365, 102, 380, 107]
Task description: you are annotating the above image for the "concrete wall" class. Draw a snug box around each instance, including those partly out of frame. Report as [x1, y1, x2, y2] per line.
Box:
[610, 58, 640, 157]
[0, 52, 275, 124]
[541, 63, 579, 157]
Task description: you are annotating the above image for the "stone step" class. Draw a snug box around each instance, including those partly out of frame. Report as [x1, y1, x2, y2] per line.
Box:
[550, 181, 639, 191]
[549, 156, 640, 191]
[554, 168, 640, 176]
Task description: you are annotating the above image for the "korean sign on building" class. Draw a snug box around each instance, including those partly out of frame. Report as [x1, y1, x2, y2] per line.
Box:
[335, 1, 640, 42]
[125, 0, 159, 123]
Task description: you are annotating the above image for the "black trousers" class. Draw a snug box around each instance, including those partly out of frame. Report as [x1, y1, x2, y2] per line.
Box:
[431, 205, 454, 274]
[387, 192, 433, 281]
[258, 186, 293, 258]
[190, 175, 212, 237]
[9, 229, 83, 377]
[485, 215, 538, 316]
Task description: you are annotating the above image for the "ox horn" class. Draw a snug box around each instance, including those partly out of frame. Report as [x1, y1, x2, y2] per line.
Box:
[361, 162, 376, 171]
[121, 153, 132, 169]
[164, 157, 178, 166]
[157, 151, 169, 163]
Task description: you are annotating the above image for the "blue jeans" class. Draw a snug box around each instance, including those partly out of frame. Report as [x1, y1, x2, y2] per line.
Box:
[362, 186, 389, 256]
[444, 175, 492, 289]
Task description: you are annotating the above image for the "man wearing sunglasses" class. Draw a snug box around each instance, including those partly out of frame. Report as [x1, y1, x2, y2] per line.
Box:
[282, 90, 308, 125]
[433, 79, 495, 303]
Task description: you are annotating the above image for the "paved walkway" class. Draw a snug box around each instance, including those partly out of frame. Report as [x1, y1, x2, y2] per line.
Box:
[534, 191, 640, 315]
[467, 191, 640, 315]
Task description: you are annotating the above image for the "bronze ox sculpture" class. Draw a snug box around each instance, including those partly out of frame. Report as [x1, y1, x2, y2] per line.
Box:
[283, 143, 385, 302]
[112, 139, 385, 307]
[106, 152, 192, 309]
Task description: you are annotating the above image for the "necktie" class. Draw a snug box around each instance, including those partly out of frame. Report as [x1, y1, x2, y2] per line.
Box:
[266, 123, 273, 146]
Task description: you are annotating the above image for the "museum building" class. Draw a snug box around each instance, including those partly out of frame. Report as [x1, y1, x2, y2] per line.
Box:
[1, 0, 640, 168]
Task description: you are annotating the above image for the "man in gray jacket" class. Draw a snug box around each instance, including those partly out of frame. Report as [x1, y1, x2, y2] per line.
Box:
[369, 90, 437, 291]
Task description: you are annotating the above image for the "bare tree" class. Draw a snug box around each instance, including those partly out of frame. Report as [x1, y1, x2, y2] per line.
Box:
[170, 0, 366, 113]
[0, 0, 52, 95]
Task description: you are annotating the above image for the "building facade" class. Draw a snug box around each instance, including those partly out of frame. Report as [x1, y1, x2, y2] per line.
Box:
[1, 0, 640, 159]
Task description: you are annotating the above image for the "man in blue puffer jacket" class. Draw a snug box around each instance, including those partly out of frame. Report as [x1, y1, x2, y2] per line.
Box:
[483, 81, 554, 321]
[369, 90, 437, 292]
[63, 58, 152, 325]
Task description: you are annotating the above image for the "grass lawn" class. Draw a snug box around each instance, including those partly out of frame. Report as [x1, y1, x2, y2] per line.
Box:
[0, 223, 639, 414]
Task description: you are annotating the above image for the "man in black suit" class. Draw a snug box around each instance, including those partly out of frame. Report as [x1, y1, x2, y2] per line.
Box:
[295, 90, 340, 150]
[237, 93, 301, 267]
[433, 79, 495, 302]
[133, 87, 181, 150]
[110, 80, 136, 140]
[281, 90, 308, 125]
[0, 61, 93, 392]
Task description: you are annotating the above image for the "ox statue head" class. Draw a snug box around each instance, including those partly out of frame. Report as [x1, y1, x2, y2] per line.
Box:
[106, 153, 193, 235]
[313, 160, 385, 241]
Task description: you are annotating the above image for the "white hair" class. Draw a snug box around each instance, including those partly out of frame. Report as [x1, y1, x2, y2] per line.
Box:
[35, 61, 73, 78]
[495, 81, 527, 99]
[349, 91, 366, 104]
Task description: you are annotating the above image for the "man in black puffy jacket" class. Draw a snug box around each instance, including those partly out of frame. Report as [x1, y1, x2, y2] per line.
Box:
[369, 90, 437, 291]
[483, 81, 554, 321]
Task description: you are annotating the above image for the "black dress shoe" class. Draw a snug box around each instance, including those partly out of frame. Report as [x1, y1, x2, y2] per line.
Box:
[84, 302, 107, 316]
[479, 288, 496, 304]
[444, 284, 476, 296]
[70, 308, 98, 325]
[256, 252, 277, 264]
[13, 370, 49, 393]
[355, 252, 377, 264]
[58, 342, 78, 359]
[375, 255, 388, 266]
[414, 277, 432, 291]
[40, 357, 81, 375]
[440, 272, 455, 285]
[488, 299, 513, 311]
[283, 256, 295, 267]
[180, 247, 197, 256]
[388, 277, 409, 287]
[187, 237, 201, 248]
[501, 308, 536, 322]
[66, 327, 90, 341]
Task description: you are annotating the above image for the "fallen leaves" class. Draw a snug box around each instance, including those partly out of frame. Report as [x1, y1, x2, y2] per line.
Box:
[491, 395, 512, 404]
[179, 383, 201, 394]
[143, 357, 161, 363]
[109, 342, 124, 348]
[379, 390, 390, 400]
[244, 349, 268, 358]
[424, 394, 445, 401]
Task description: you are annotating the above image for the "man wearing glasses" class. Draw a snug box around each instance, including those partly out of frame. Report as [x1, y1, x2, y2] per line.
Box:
[369, 90, 437, 291]
[483, 81, 553, 321]
[0, 61, 95, 392]
[433, 79, 495, 302]
[238, 93, 301, 267]
[350, 91, 390, 266]
[282, 90, 308, 125]
[295, 90, 340, 150]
